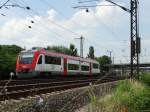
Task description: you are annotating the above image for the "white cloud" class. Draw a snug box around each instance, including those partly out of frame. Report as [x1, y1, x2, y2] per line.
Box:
[0, 0, 131, 61]
[47, 9, 57, 20]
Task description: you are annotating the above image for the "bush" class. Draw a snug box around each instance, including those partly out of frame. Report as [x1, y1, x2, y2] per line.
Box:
[0, 45, 22, 79]
[89, 80, 150, 112]
[139, 73, 150, 86]
[113, 80, 150, 112]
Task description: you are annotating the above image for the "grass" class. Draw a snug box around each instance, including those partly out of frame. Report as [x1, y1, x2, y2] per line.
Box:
[89, 77, 150, 112]
[113, 80, 150, 112]
[138, 72, 150, 86]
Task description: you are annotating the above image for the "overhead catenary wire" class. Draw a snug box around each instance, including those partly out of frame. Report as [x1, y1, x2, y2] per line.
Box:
[19, 0, 108, 56]
[0, 0, 11, 9]
[37, 0, 125, 50]
[76, 1, 131, 57]
[75, 0, 129, 41]
[2, 0, 130, 58]
[38, 0, 127, 57]
[40, 0, 80, 26]
[11, 0, 72, 45]
[1, 0, 82, 55]
[25, 0, 127, 48]
[0, 0, 72, 49]
[0, 0, 30, 10]
[78, 0, 99, 3]
[20, 0, 81, 38]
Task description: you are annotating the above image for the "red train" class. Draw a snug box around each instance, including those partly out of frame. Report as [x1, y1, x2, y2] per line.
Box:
[16, 48, 100, 78]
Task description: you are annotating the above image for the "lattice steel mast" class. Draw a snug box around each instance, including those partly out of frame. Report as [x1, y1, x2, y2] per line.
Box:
[73, 0, 141, 78]
[130, 0, 140, 77]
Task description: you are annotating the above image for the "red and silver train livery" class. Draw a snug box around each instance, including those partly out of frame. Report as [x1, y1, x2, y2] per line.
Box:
[16, 48, 100, 78]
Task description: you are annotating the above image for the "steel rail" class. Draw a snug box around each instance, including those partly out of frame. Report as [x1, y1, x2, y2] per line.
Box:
[0, 79, 97, 92]
[0, 77, 123, 101]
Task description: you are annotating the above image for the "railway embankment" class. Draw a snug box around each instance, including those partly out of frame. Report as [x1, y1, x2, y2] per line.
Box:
[80, 73, 150, 112]
[0, 80, 118, 112]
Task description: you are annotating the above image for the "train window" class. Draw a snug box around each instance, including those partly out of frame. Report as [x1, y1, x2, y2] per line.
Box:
[38, 56, 42, 64]
[45, 55, 61, 65]
[20, 52, 34, 64]
[68, 64, 79, 70]
[20, 57, 33, 64]
[81, 65, 89, 71]
[93, 63, 99, 69]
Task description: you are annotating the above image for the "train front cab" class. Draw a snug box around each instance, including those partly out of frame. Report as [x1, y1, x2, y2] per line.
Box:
[16, 51, 39, 78]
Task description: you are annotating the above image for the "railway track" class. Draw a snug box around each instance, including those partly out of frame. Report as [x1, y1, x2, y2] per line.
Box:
[0, 76, 124, 101]
[0, 76, 99, 86]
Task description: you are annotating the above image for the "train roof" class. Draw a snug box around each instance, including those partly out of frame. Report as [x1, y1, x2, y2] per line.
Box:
[21, 49, 99, 64]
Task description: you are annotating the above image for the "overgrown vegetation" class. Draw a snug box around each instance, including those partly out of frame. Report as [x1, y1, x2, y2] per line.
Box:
[89, 76, 150, 112]
[0, 45, 22, 79]
[113, 80, 150, 112]
[139, 73, 150, 86]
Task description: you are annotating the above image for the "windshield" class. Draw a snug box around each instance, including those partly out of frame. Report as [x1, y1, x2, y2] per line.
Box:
[20, 52, 34, 64]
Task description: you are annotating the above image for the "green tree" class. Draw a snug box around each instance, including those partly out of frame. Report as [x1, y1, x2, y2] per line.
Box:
[0, 45, 22, 79]
[46, 44, 78, 56]
[69, 44, 78, 56]
[70, 44, 75, 53]
[96, 55, 112, 72]
[73, 48, 78, 56]
[47, 46, 71, 55]
[87, 46, 95, 59]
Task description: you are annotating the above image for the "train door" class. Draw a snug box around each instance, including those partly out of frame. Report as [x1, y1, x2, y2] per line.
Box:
[64, 58, 67, 76]
[35, 55, 44, 72]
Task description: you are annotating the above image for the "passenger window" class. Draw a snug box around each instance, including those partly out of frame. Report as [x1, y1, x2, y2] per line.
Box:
[68, 64, 79, 70]
[38, 56, 42, 64]
[81, 65, 89, 71]
[45, 55, 61, 65]
[93, 63, 99, 69]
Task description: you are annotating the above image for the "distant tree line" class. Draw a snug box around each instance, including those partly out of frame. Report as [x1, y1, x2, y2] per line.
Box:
[0, 45, 22, 79]
[46, 44, 78, 56]
[0, 44, 111, 79]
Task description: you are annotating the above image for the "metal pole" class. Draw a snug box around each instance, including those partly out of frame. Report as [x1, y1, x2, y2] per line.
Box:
[75, 36, 84, 58]
[130, 0, 140, 78]
[130, 0, 134, 78]
[80, 36, 84, 58]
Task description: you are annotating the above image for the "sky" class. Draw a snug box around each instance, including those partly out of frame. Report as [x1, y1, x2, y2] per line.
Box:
[0, 0, 149, 64]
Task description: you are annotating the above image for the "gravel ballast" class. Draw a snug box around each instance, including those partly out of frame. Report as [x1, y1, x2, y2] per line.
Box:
[0, 81, 118, 112]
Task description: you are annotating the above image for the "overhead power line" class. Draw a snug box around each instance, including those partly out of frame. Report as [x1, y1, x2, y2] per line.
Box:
[73, 4, 115, 9]
[22, 0, 126, 53]
[0, 0, 30, 17]
[78, 0, 99, 3]
[39, 0, 108, 55]
[0, 0, 11, 9]
[0, 0, 30, 10]
[1, 0, 129, 58]
[74, 0, 141, 77]
[40, 0, 82, 36]
[0, 0, 72, 46]
[19, 0, 81, 38]
[12, 0, 74, 43]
